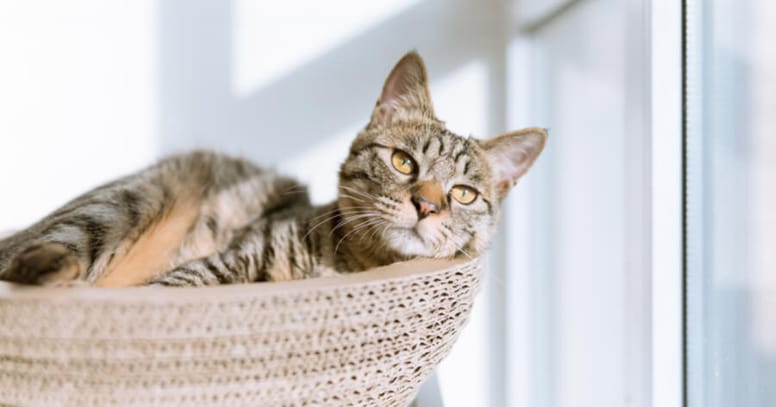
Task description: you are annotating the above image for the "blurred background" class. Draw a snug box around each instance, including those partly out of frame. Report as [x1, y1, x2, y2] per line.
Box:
[0, 0, 773, 406]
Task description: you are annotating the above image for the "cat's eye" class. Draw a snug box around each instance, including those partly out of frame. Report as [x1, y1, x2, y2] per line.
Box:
[450, 185, 478, 205]
[391, 150, 417, 175]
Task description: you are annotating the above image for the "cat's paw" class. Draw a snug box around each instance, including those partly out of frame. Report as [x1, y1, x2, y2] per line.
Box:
[308, 265, 343, 279]
[7, 242, 83, 285]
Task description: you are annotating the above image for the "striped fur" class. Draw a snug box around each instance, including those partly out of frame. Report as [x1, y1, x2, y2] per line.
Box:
[0, 52, 546, 287]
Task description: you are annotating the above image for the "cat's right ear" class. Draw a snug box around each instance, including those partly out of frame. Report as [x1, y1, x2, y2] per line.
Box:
[480, 127, 547, 200]
[370, 51, 435, 126]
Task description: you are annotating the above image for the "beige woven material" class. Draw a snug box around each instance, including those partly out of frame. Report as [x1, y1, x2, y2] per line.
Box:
[0, 259, 481, 406]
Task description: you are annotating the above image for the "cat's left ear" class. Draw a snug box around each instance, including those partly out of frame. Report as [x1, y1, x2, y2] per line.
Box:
[479, 127, 547, 199]
[370, 51, 435, 126]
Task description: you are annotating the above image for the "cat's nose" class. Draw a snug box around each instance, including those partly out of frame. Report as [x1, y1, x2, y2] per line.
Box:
[411, 181, 444, 219]
[412, 196, 439, 218]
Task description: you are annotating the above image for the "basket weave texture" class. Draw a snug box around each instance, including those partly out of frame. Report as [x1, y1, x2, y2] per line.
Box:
[0, 259, 481, 406]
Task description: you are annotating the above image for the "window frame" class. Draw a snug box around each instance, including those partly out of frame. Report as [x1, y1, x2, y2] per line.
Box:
[505, 1, 685, 406]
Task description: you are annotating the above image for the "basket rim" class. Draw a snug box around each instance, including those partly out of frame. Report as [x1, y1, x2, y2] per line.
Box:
[0, 258, 478, 303]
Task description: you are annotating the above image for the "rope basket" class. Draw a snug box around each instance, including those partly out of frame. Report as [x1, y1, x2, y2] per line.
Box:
[0, 258, 482, 406]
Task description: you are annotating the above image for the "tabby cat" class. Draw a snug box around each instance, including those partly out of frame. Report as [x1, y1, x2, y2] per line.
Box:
[0, 52, 546, 287]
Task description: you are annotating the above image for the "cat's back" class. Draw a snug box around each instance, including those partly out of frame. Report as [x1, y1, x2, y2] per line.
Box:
[151, 150, 266, 191]
[152, 150, 311, 227]
[98, 150, 302, 210]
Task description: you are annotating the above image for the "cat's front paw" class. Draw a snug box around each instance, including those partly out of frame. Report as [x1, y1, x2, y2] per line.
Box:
[7, 242, 83, 285]
[308, 265, 342, 279]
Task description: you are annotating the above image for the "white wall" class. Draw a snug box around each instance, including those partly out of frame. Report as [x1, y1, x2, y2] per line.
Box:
[0, 1, 158, 231]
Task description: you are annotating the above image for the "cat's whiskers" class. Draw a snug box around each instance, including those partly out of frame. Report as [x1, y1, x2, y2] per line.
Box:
[307, 206, 372, 223]
[439, 227, 474, 260]
[371, 205, 396, 221]
[451, 236, 475, 261]
[366, 221, 388, 244]
[360, 220, 392, 256]
[302, 209, 376, 242]
[429, 232, 445, 252]
[329, 212, 379, 237]
[339, 216, 383, 243]
[337, 193, 371, 206]
[456, 246, 474, 261]
[338, 185, 380, 203]
[356, 217, 394, 256]
[364, 218, 387, 243]
[333, 217, 385, 256]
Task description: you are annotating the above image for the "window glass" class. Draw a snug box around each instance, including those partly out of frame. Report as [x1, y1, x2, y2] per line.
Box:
[687, 0, 776, 405]
[506, 0, 649, 405]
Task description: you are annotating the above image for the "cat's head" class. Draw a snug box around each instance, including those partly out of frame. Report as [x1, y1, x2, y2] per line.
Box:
[338, 51, 546, 260]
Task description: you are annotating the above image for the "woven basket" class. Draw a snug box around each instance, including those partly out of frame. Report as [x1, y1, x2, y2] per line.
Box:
[0, 258, 482, 406]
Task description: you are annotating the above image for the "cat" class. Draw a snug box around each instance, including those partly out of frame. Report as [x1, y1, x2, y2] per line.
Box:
[0, 52, 546, 287]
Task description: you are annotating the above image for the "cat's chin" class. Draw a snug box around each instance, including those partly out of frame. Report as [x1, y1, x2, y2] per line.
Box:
[382, 226, 437, 258]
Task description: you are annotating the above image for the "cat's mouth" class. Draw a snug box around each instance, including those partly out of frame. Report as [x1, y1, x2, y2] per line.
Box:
[380, 220, 440, 258]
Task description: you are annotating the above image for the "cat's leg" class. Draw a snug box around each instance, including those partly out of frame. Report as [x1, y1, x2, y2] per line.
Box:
[147, 217, 332, 286]
[0, 153, 248, 286]
[0, 187, 164, 285]
[147, 251, 257, 287]
[0, 170, 178, 285]
[146, 220, 273, 286]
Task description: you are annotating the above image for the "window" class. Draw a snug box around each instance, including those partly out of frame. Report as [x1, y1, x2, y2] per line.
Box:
[686, 0, 776, 404]
[505, 0, 652, 405]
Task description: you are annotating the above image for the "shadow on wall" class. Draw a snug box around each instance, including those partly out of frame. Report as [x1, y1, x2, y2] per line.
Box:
[157, 0, 511, 164]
